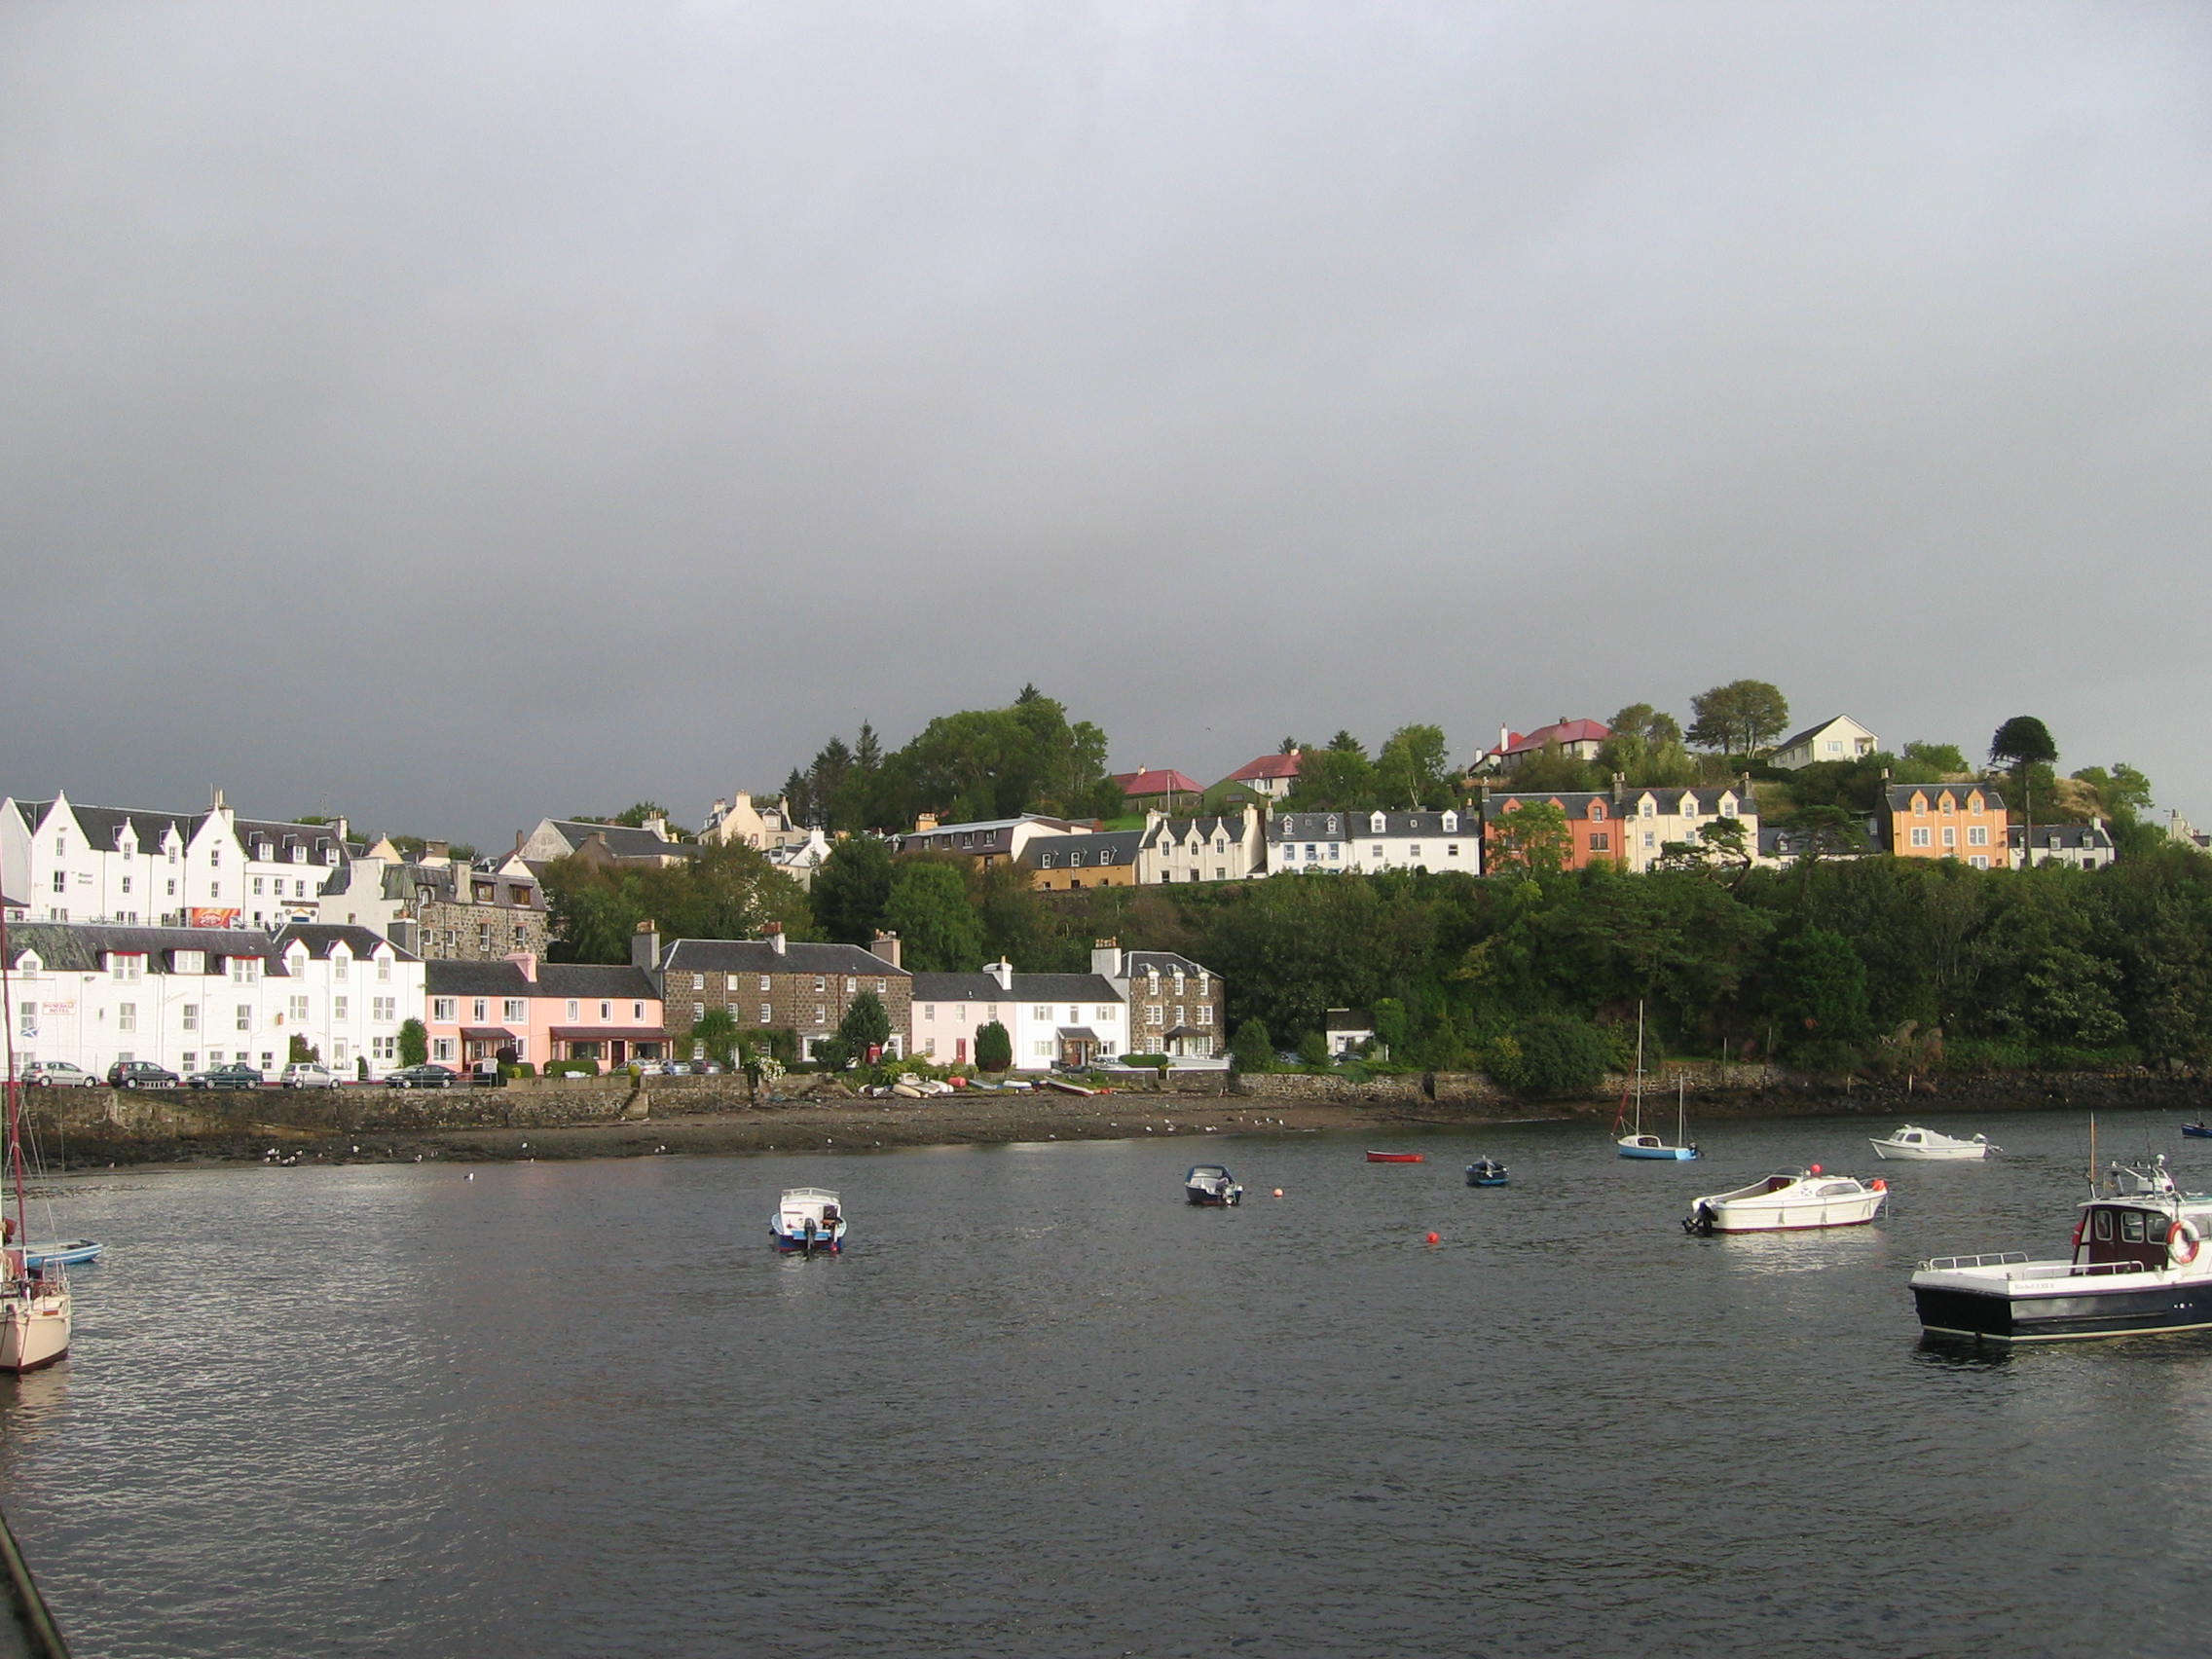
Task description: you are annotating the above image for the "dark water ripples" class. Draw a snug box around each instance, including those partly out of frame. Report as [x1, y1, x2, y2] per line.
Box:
[10, 1112, 2212, 1654]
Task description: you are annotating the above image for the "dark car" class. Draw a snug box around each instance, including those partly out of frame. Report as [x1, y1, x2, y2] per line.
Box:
[385, 1063, 459, 1089]
[188, 1062, 267, 1090]
[107, 1059, 180, 1088]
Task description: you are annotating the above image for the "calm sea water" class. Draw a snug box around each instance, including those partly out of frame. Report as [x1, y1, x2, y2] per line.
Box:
[7, 1107, 2212, 1658]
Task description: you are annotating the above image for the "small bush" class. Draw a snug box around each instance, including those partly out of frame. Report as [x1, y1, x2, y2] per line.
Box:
[1117, 1054, 1170, 1071]
[1490, 1014, 1611, 1096]
[543, 1059, 600, 1079]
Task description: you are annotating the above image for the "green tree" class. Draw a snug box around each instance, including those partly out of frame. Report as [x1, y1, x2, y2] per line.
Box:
[1490, 1013, 1610, 1095]
[1771, 927, 1870, 1045]
[837, 990, 893, 1061]
[1686, 680, 1791, 757]
[1506, 742, 1599, 793]
[1373, 724, 1455, 809]
[1285, 739, 1375, 809]
[1484, 800, 1572, 876]
[398, 1018, 428, 1067]
[810, 836, 897, 943]
[883, 860, 985, 972]
[812, 1034, 854, 1071]
[1901, 741, 1969, 776]
[691, 1007, 740, 1067]
[2071, 763, 2154, 823]
[1991, 716, 2060, 844]
[975, 1019, 1013, 1072]
[1297, 1030, 1330, 1068]
[1231, 1017, 1275, 1072]
[1373, 996, 1410, 1056]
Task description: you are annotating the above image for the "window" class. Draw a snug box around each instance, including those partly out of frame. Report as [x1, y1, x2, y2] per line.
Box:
[760, 1004, 773, 1023]
[815, 1003, 826, 1022]
[567, 1000, 580, 1020]
[502, 999, 526, 1021]
[1327, 843, 1340, 860]
[1373, 845, 1384, 860]
[117, 1003, 136, 1033]
[252, 877, 265, 896]
[231, 957, 259, 983]
[432, 1038, 457, 1062]
[121, 874, 131, 894]
[924, 1006, 937, 1020]
[759, 975, 772, 991]
[182, 1003, 199, 1032]
[1198, 1006, 1213, 1025]
[1033, 1006, 1051, 1020]
[236, 1004, 252, 1032]
[727, 974, 740, 992]
[373, 997, 394, 1021]
[166, 879, 176, 896]
[478, 924, 493, 952]
[1591, 832, 1610, 851]
[373, 1036, 396, 1062]
[1148, 1005, 1163, 1026]
[633, 1003, 644, 1020]
[693, 1002, 705, 1023]
[17, 1002, 33, 1038]
[1097, 1006, 1115, 1021]
[433, 998, 457, 1020]
[111, 953, 141, 981]
[1034, 1040, 1052, 1057]
[334, 997, 349, 1021]
[377, 956, 391, 982]
[472, 999, 488, 1022]
[1970, 856, 1990, 869]
[599, 1001, 611, 1020]
[1941, 828, 1957, 849]
[290, 995, 310, 1021]
[179, 1052, 196, 1071]
[52, 871, 64, 894]
[1408, 845, 1421, 859]
[876, 978, 888, 994]
[1968, 827, 1988, 847]
[1910, 828, 1932, 848]
[814, 977, 826, 992]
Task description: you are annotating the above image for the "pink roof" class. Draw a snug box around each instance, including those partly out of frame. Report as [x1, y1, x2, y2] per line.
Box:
[1229, 753, 1303, 783]
[1488, 719, 1609, 758]
[1112, 768, 1202, 796]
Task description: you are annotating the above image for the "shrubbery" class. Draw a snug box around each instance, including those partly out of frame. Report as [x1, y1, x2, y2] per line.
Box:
[1489, 1014, 1612, 1096]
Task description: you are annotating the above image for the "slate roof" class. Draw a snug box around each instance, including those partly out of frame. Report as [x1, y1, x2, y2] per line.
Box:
[546, 820, 698, 860]
[273, 923, 420, 962]
[1140, 812, 1251, 848]
[1124, 950, 1213, 980]
[6, 923, 287, 974]
[424, 960, 658, 1000]
[2007, 822, 2114, 850]
[1481, 792, 1617, 820]
[1025, 830, 1142, 869]
[660, 939, 909, 978]
[232, 818, 355, 865]
[1269, 810, 1471, 841]
[1616, 788, 1749, 815]
[911, 972, 1118, 1003]
[1885, 784, 2007, 812]
[12, 799, 193, 848]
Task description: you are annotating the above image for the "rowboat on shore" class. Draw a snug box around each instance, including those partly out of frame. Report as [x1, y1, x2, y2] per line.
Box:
[19, 1240, 100, 1270]
[1366, 1150, 1424, 1163]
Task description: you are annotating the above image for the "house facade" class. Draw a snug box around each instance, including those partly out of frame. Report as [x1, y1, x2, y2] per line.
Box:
[2, 791, 357, 931]
[1094, 940, 1226, 1058]
[1883, 784, 2010, 868]
[1221, 752, 1301, 801]
[1481, 792, 1627, 872]
[2010, 821, 2116, 870]
[1615, 787, 1756, 873]
[1109, 768, 1203, 812]
[638, 926, 910, 1062]
[898, 814, 1087, 872]
[700, 793, 811, 853]
[424, 955, 663, 1070]
[1473, 719, 1610, 773]
[319, 838, 549, 960]
[3, 921, 421, 1080]
[518, 816, 695, 869]
[1267, 809, 1482, 876]
[1136, 806, 1268, 884]
[910, 963, 1127, 1069]
[1770, 716, 1880, 770]
[1025, 830, 1141, 892]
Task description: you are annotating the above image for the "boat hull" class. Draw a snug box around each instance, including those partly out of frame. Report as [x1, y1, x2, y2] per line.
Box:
[0, 1293, 71, 1373]
[1185, 1191, 1240, 1206]
[770, 1225, 846, 1255]
[1700, 1202, 1883, 1233]
[1366, 1152, 1423, 1163]
[20, 1240, 101, 1270]
[1618, 1142, 1698, 1161]
[1871, 1144, 1985, 1161]
[2185, 1124, 2212, 1140]
[1913, 1272, 2212, 1343]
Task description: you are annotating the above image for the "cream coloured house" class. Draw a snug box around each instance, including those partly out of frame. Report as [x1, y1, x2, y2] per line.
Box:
[1769, 716, 1879, 770]
[1616, 787, 1758, 872]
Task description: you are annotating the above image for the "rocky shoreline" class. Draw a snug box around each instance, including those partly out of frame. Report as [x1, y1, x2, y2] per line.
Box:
[37, 1070, 2207, 1170]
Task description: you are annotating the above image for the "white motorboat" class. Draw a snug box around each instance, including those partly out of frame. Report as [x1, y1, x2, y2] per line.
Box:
[1913, 1158, 2212, 1343]
[1869, 1124, 1995, 1161]
[3, 919, 73, 1373]
[1684, 1166, 1887, 1235]
[770, 1187, 848, 1255]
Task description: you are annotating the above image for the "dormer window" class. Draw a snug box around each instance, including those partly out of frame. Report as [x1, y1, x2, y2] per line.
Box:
[324, 846, 340, 866]
[1941, 795, 1956, 814]
[1371, 812, 1386, 833]
[1640, 799, 1654, 818]
[255, 841, 273, 860]
[292, 845, 308, 864]
[1590, 802, 1606, 821]
[1442, 812, 1457, 833]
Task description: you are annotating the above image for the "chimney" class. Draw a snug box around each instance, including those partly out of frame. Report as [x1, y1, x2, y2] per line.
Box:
[211, 785, 226, 810]
[387, 918, 420, 957]
[1090, 938, 1122, 978]
[632, 921, 659, 972]
[513, 830, 528, 858]
[332, 816, 349, 843]
[1611, 772, 1624, 806]
[914, 812, 939, 834]
[985, 958, 1014, 991]
[425, 839, 450, 862]
[765, 923, 788, 955]
[870, 931, 902, 970]
[645, 815, 669, 841]
[504, 951, 538, 982]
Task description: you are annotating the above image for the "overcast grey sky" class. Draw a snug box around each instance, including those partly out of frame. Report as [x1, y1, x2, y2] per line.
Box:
[6, 3, 2208, 845]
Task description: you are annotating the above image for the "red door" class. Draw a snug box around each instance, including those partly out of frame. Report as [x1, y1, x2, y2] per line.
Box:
[956, 1039, 968, 1063]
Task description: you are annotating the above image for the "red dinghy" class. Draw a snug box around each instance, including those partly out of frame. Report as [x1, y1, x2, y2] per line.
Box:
[1365, 1150, 1424, 1163]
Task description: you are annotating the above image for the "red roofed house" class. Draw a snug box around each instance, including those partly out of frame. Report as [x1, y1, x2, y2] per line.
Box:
[1220, 751, 1303, 801]
[1472, 718, 1611, 774]
[1110, 768, 1203, 812]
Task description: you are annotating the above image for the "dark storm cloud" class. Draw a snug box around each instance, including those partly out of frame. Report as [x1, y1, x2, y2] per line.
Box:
[5, 3, 2209, 839]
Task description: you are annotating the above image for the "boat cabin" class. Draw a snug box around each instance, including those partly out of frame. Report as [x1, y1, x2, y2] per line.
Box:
[2073, 1202, 2194, 1272]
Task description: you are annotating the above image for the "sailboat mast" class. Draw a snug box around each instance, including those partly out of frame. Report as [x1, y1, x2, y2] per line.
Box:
[1633, 1002, 1645, 1135]
[0, 905, 20, 1235]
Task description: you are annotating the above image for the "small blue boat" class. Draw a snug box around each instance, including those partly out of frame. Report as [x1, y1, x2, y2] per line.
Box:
[20, 1240, 101, 1270]
[1465, 1160, 1509, 1187]
[2184, 1122, 2212, 1140]
[770, 1189, 846, 1255]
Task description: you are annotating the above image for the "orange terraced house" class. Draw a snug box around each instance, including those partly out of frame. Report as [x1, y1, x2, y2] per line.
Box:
[1481, 791, 1629, 872]
[1884, 784, 2011, 869]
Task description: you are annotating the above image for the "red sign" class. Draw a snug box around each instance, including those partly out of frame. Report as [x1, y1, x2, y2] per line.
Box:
[186, 907, 241, 928]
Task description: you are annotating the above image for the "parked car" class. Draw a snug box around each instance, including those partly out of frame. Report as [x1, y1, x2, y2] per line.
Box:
[107, 1059, 180, 1088]
[19, 1061, 96, 1088]
[385, 1063, 459, 1089]
[279, 1062, 338, 1088]
[187, 1062, 267, 1090]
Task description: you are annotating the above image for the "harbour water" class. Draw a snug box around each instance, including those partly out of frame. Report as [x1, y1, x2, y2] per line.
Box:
[7, 1108, 2212, 1657]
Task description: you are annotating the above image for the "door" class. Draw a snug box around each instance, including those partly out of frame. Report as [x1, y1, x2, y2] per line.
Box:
[955, 1038, 967, 1063]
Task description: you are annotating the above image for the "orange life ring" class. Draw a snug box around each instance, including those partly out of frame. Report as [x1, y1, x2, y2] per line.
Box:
[1870, 1178, 1887, 1192]
[2070, 1219, 2084, 1249]
[2168, 1219, 2199, 1267]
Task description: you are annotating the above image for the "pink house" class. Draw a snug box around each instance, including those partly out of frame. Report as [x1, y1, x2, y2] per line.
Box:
[424, 953, 665, 1070]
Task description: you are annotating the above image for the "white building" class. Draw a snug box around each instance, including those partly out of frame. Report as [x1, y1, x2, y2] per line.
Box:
[1266, 809, 1482, 876]
[1769, 716, 1880, 770]
[1136, 806, 1268, 884]
[2, 790, 355, 931]
[1615, 787, 1758, 873]
[910, 962, 1127, 1070]
[2011, 821, 2117, 870]
[3, 922, 423, 1080]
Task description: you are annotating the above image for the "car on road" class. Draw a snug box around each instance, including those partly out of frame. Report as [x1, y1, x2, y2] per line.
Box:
[279, 1062, 338, 1088]
[107, 1059, 181, 1088]
[385, 1063, 459, 1089]
[18, 1061, 97, 1088]
[187, 1062, 267, 1090]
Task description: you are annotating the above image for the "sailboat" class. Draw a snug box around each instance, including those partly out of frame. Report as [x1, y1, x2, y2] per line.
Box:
[1615, 1008, 1699, 1161]
[3, 913, 73, 1374]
